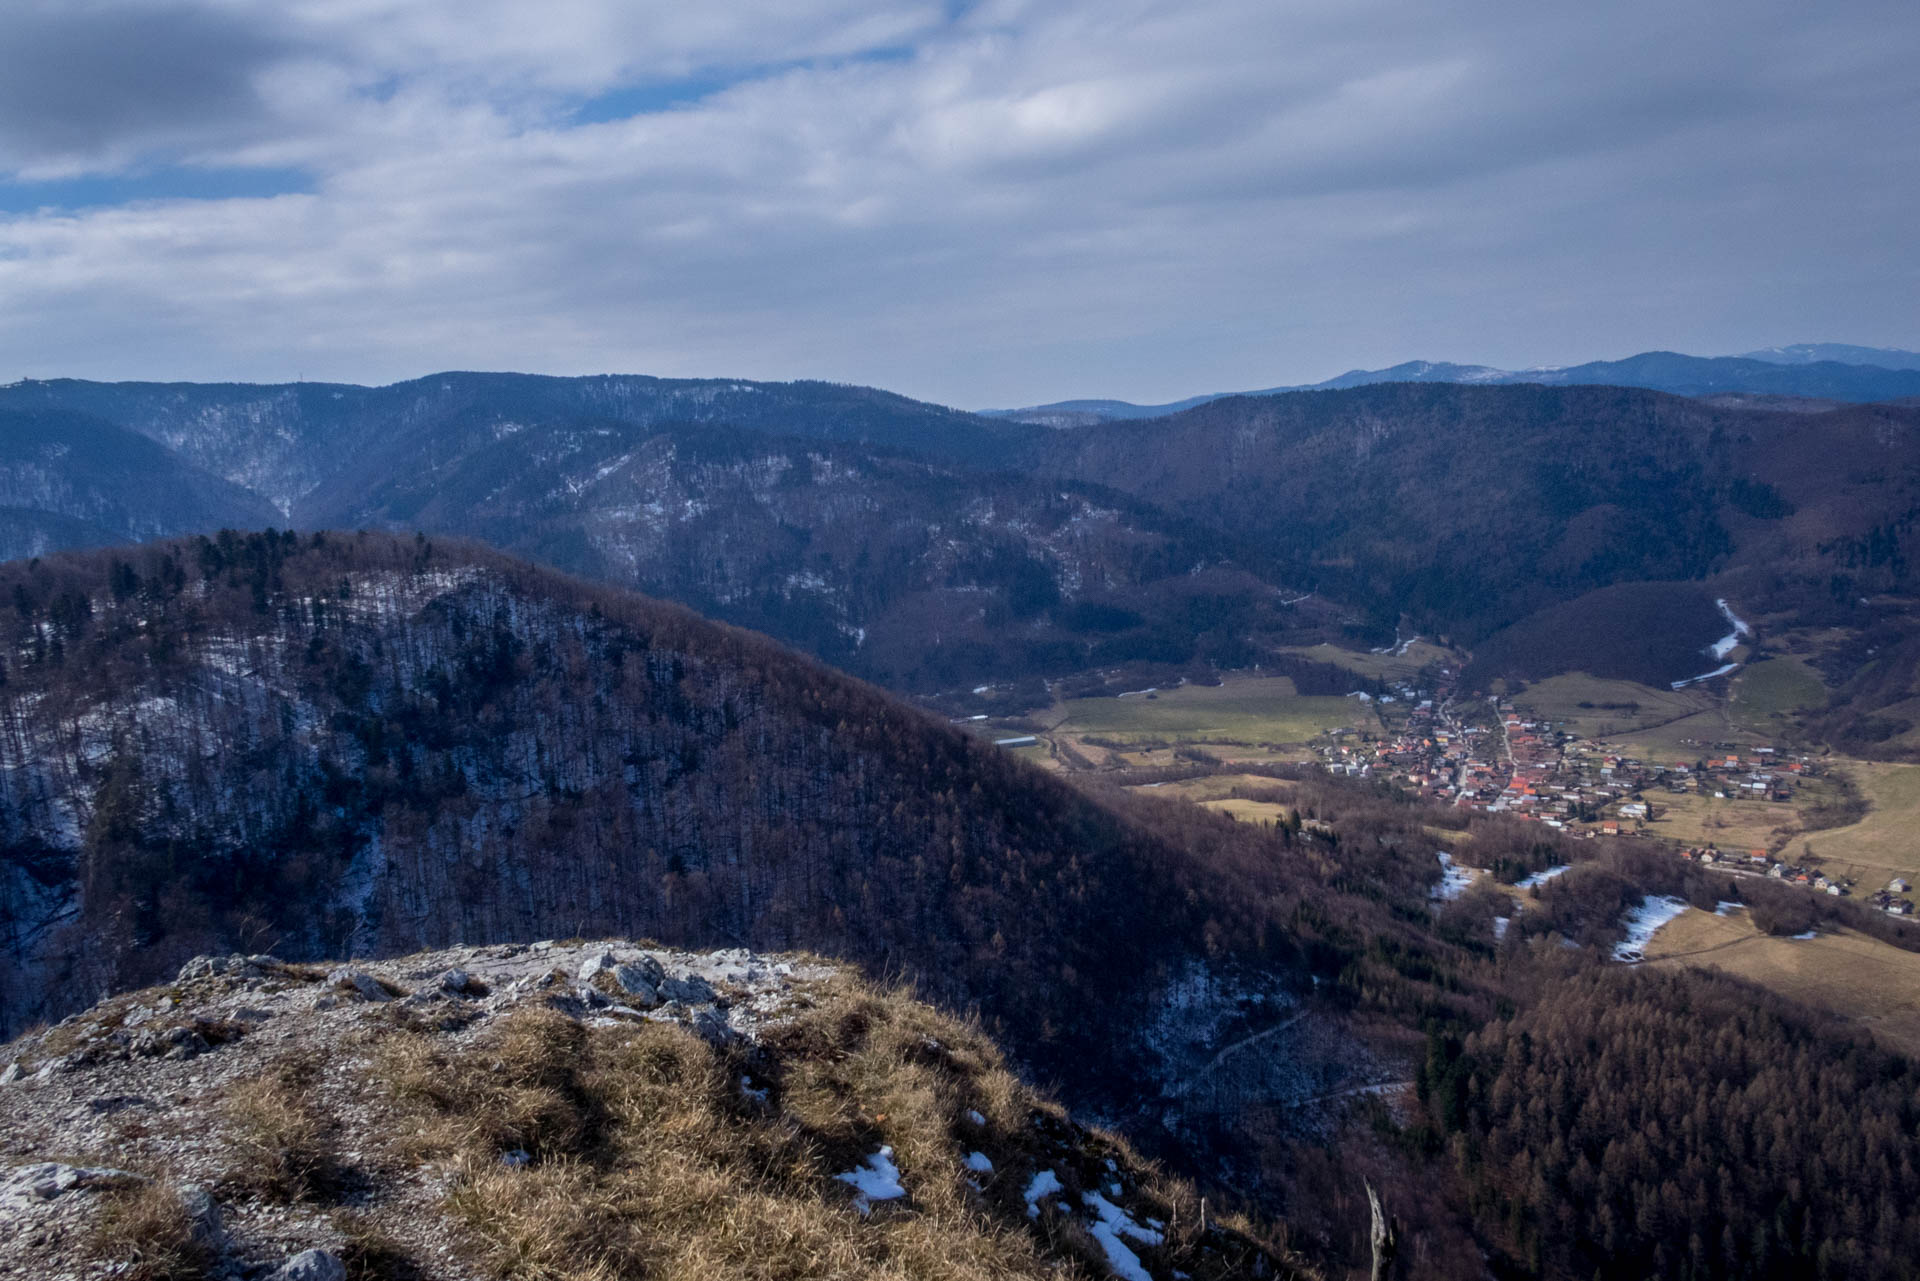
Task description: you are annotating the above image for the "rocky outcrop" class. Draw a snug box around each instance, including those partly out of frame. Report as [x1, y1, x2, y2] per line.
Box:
[0, 940, 1301, 1281]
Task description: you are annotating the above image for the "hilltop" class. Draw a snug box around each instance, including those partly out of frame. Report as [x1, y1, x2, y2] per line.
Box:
[0, 939, 1303, 1281]
[988, 346, 1920, 422]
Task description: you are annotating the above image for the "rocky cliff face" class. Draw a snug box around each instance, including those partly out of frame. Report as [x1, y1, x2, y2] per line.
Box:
[0, 938, 1305, 1281]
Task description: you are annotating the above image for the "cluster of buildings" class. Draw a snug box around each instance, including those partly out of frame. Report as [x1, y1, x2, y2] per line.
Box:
[1317, 686, 1817, 834]
[1672, 851, 1917, 915]
[1311, 669, 1920, 919]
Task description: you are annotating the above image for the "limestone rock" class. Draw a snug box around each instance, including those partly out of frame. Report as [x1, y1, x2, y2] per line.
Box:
[178, 1182, 225, 1247]
[660, 970, 717, 1006]
[578, 949, 618, 983]
[0, 1162, 141, 1211]
[326, 967, 391, 1002]
[611, 959, 663, 1006]
[266, 1247, 346, 1281]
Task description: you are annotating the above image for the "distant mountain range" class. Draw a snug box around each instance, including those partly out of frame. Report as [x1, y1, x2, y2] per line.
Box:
[0, 374, 1337, 693]
[987, 345, 1920, 423]
[6, 364, 1920, 744]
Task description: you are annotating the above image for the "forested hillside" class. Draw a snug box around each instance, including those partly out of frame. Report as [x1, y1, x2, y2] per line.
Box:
[0, 408, 280, 561]
[0, 534, 1458, 1094]
[6, 533, 1920, 1278]
[299, 417, 1327, 691]
[1029, 384, 1767, 640]
[6, 374, 1920, 719]
[0, 373, 1033, 512]
[1427, 968, 1920, 1280]
[1031, 383, 1920, 670]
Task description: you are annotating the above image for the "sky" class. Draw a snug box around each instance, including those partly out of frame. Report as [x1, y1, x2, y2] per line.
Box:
[0, 0, 1916, 409]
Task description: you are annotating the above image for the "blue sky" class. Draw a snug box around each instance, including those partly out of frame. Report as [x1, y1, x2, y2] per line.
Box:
[0, 0, 1915, 408]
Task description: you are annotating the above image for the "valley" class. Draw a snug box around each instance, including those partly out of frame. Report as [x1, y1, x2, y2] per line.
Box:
[6, 0, 1916, 1273]
[3, 372, 1920, 1279]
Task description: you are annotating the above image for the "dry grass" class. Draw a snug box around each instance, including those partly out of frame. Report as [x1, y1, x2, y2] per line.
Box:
[1784, 760, 1920, 884]
[374, 979, 1309, 1281]
[333, 1210, 426, 1281]
[224, 1053, 341, 1202]
[1644, 908, 1920, 1057]
[86, 1181, 212, 1281]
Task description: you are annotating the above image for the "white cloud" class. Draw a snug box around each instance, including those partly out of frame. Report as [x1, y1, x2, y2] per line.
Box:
[0, 0, 1916, 406]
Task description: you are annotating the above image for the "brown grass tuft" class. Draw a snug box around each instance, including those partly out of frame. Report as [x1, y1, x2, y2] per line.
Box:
[87, 1182, 212, 1281]
[369, 976, 1310, 1280]
[333, 1210, 426, 1281]
[224, 1053, 341, 1202]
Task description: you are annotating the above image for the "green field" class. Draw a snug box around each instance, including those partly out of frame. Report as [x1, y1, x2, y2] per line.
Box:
[1511, 672, 1712, 741]
[1729, 657, 1826, 732]
[1275, 640, 1460, 683]
[1053, 674, 1373, 745]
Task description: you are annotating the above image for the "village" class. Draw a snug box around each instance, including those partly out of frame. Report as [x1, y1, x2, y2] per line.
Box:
[1315, 668, 1920, 917]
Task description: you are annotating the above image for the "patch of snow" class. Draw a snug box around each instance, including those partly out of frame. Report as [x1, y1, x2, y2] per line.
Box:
[1714, 900, 1743, 916]
[836, 1147, 906, 1214]
[964, 1151, 994, 1174]
[1672, 663, 1739, 690]
[1675, 600, 1754, 687]
[1614, 895, 1691, 962]
[1516, 865, 1570, 890]
[1431, 851, 1476, 902]
[1492, 916, 1510, 941]
[1024, 1169, 1064, 1218]
[1709, 598, 1752, 659]
[1078, 1192, 1163, 1281]
[1087, 1223, 1153, 1281]
[1086, 1192, 1164, 1246]
[1792, 930, 1818, 940]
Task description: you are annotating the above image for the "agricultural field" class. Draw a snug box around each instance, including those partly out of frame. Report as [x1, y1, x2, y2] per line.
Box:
[1630, 788, 1817, 854]
[1049, 672, 1376, 748]
[1728, 657, 1827, 734]
[1272, 639, 1461, 683]
[1197, 797, 1292, 826]
[1645, 908, 1920, 1057]
[1126, 772, 1301, 827]
[1510, 673, 1713, 741]
[1786, 760, 1920, 887]
[1128, 773, 1301, 803]
[1595, 708, 1776, 764]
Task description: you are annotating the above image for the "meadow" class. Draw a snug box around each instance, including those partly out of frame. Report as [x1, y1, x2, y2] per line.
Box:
[1510, 672, 1713, 741]
[1645, 908, 1920, 1057]
[1787, 760, 1920, 886]
[1048, 673, 1375, 746]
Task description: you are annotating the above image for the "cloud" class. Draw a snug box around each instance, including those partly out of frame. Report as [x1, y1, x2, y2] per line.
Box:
[0, 0, 1915, 406]
[0, 2, 294, 174]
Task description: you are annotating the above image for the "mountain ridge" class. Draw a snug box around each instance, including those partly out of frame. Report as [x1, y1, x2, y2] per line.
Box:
[988, 346, 1920, 422]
